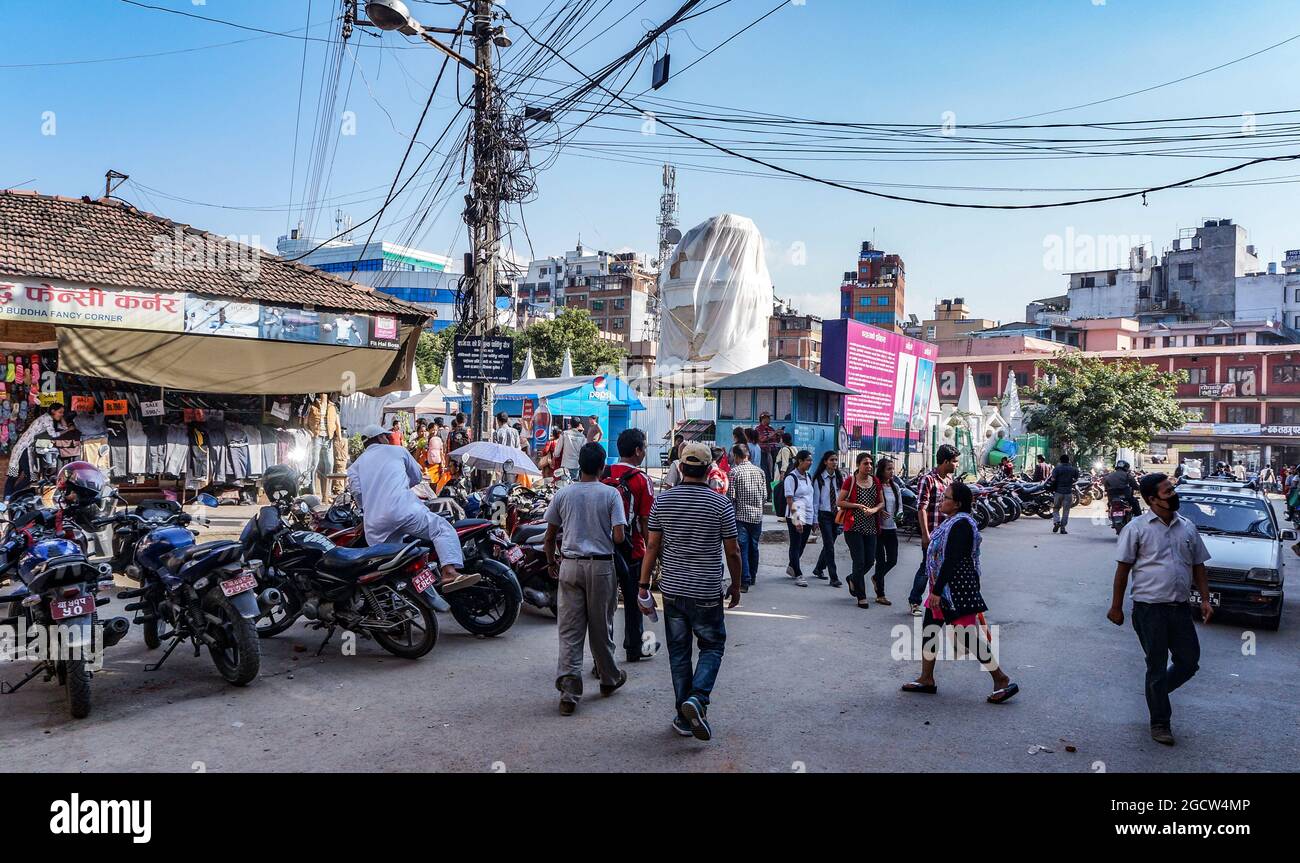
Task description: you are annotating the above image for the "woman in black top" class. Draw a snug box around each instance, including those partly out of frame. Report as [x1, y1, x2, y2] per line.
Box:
[836, 452, 882, 609]
[901, 481, 1019, 703]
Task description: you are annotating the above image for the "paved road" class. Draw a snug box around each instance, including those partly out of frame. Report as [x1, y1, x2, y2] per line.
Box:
[3, 501, 1296, 773]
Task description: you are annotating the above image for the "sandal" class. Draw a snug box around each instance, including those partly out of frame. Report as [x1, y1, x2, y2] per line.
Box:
[901, 682, 937, 694]
[875, 596, 892, 606]
[987, 683, 1020, 704]
[856, 599, 870, 609]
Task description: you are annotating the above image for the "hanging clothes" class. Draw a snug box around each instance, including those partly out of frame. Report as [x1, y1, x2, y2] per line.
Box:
[125, 418, 147, 476]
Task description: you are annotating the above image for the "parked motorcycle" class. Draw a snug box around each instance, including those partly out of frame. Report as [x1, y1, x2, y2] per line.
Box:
[110, 494, 268, 685]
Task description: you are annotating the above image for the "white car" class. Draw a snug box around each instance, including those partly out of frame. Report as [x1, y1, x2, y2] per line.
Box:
[1178, 488, 1291, 630]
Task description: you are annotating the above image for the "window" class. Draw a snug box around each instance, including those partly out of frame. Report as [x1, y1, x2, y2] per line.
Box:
[1225, 406, 1256, 424]
[614, 298, 625, 309]
[775, 388, 793, 422]
[1273, 364, 1300, 383]
[860, 297, 871, 306]
[798, 389, 817, 422]
[1269, 406, 1300, 424]
[732, 389, 753, 420]
[539, 267, 548, 275]
[755, 388, 776, 421]
[1185, 366, 1208, 384]
[612, 317, 624, 329]
[1227, 366, 1255, 384]
[1184, 406, 1208, 421]
[925, 326, 936, 340]
[1178, 263, 1194, 280]
[718, 389, 736, 420]
[591, 300, 604, 311]
[1080, 276, 1096, 288]
[1015, 371, 1029, 386]
[878, 296, 889, 305]
[1294, 289, 1300, 303]
[575, 265, 583, 274]
[975, 373, 993, 388]
[1143, 337, 1155, 349]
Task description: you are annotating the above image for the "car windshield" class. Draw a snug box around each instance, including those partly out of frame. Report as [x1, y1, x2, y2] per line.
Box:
[1179, 495, 1276, 539]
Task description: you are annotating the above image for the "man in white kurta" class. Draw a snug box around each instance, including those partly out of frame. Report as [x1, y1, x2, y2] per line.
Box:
[346, 426, 465, 578]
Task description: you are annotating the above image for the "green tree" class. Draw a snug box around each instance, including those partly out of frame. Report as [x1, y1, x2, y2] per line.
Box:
[1022, 353, 1188, 459]
[513, 308, 624, 377]
[414, 325, 458, 386]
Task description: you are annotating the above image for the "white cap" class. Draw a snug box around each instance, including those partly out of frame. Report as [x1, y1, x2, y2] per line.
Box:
[361, 423, 389, 441]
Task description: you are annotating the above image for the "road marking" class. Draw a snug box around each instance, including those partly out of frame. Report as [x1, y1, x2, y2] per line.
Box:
[726, 610, 808, 620]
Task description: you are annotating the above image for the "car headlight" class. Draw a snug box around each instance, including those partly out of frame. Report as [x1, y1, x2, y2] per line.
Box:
[1247, 567, 1280, 584]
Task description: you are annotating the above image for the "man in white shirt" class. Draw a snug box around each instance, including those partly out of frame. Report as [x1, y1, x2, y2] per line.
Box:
[347, 424, 465, 609]
[782, 450, 815, 587]
[492, 412, 520, 449]
[555, 419, 585, 480]
[1108, 472, 1212, 746]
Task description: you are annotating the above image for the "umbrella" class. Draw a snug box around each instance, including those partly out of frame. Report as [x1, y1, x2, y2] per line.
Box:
[450, 441, 542, 475]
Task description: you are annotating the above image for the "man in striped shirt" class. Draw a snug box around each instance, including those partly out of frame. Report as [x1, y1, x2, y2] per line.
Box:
[639, 442, 743, 741]
[727, 443, 766, 592]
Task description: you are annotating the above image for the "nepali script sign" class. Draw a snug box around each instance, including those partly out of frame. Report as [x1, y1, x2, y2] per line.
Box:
[0, 280, 183, 332]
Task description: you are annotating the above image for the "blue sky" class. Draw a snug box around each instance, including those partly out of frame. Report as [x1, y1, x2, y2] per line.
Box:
[5, 0, 1300, 325]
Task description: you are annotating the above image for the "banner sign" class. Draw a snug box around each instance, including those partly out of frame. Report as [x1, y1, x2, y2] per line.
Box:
[103, 399, 129, 416]
[453, 334, 515, 383]
[1263, 424, 1300, 435]
[821, 320, 938, 433]
[0, 279, 401, 350]
[1198, 383, 1237, 398]
[70, 395, 96, 413]
[38, 391, 63, 407]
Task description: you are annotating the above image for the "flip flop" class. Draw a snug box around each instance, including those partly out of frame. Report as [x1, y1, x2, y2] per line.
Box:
[987, 683, 1020, 704]
[901, 682, 937, 694]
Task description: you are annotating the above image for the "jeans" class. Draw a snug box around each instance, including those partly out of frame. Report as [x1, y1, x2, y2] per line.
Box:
[736, 520, 762, 585]
[908, 558, 929, 606]
[1131, 601, 1201, 727]
[874, 529, 899, 598]
[786, 520, 812, 575]
[812, 511, 839, 579]
[663, 593, 726, 717]
[844, 531, 877, 599]
[1051, 492, 1073, 527]
[613, 549, 645, 659]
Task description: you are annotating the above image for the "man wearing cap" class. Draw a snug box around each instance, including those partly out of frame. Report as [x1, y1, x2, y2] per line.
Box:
[639, 442, 742, 741]
[347, 424, 465, 609]
[753, 412, 781, 490]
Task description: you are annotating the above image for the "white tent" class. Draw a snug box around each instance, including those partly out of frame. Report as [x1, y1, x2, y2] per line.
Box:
[520, 348, 536, 380]
[560, 348, 574, 378]
[1003, 368, 1025, 436]
[440, 351, 456, 390]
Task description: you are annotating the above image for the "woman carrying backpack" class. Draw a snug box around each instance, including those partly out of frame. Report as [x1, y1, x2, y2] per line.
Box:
[810, 451, 846, 588]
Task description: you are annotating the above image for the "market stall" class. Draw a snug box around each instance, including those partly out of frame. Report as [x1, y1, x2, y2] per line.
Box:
[0, 190, 431, 499]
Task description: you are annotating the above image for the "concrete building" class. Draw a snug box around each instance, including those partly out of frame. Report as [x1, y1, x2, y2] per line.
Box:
[517, 242, 658, 377]
[839, 241, 906, 332]
[275, 230, 509, 331]
[917, 298, 997, 349]
[1137, 317, 1300, 349]
[769, 298, 822, 373]
[1235, 251, 1300, 329]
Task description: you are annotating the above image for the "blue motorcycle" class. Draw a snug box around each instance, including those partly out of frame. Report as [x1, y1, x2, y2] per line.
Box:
[108, 494, 275, 686]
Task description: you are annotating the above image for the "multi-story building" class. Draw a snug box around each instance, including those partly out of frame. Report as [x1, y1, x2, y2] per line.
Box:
[839, 241, 906, 332]
[917, 298, 997, 349]
[769, 298, 822, 373]
[1235, 251, 1300, 329]
[517, 243, 658, 377]
[275, 229, 511, 331]
[936, 341, 1300, 470]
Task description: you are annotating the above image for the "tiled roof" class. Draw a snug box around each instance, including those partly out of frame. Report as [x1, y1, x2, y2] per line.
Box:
[0, 190, 430, 320]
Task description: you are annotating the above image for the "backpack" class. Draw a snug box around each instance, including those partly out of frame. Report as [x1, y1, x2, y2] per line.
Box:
[601, 465, 645, 550]
[448, 425, 470, 452]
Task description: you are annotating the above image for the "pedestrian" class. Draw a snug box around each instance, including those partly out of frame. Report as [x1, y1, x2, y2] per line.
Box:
[638, 442, 743, 741]
[586, 414, 603, 444]
[603, 428, 658, 665]
[782, 449, 815, 587]
[1048, 453, 1080, 534]
[544, 442, 629, 715]
[389, 419, 404, 448]
[1107, 473, 1212, 746]
[448, 413, 471, 452]
[753, 411, 781, 485]
[425, 419, 447, 489]
[1031, 454, 1050, 483]
[902, 481, 1019, 704]
[726, 443, 765, 593]
[743, 427, 762, 472]
[837, 451, 883, 607]
[557, 419, 585, 481]
[873, 456, 903, 605]
[1000, 456, 1015, 479]
[772, 433, 798, 518]
[810, 451, 846, 588]
[668, 433, 685, 465]
[707, 447, 730, 494]
[908, 444, 960, 617]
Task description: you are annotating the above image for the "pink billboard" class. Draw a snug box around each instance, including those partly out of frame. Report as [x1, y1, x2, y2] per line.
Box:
[822, 319, 938, 435]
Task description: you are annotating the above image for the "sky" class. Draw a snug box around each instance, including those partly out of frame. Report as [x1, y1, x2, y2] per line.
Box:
[4, 0, 1300, 328]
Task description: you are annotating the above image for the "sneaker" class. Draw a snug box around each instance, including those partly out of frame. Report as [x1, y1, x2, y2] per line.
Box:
[856, 599, 870, 609]
[671, 715, 694, 737]
[909, 603, 923, 617]
[875, 596, 892, 606]
[681, 696, 712, 741]
[1052, 523, 1059, 533]
[1060, 528, 1069, 535]
[794, 575, 808, 587]
[813, 572, 829, 580]
[785, 565, 796, 578]
[600, 669, 627, 697]
[1151, 725, 1176, 746]
[829, 578, 842, 588]
[740, 584, 750, 593]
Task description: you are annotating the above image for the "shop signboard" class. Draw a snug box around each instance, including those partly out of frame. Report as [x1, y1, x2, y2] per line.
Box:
[453, 334, 515, 383]
[1212, 423, 1260, 436]
[38, 391, 63, 408]
[140, 399, 165, 418]
[103, 399, 129, 416]
[821, 319, 938, 433]
[70, 395, 96, 413]
[1263, 424, 1300, 435]
[0, 281, 183, 332]
[186, 296, 401, 350]
[1198, 383, 1237, 398]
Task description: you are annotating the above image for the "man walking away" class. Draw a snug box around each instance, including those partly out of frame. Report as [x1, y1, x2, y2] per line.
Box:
[544, 443, 628, 715]
[492, 412, 521, 449]
[1108, 473, 1212, 746]
[726, 443, 765, 593]
[639, 443, 742, 741]
[604, 428, 658, 664]
[907, 443, 960, 617]
[1048, 454, 1080, 534]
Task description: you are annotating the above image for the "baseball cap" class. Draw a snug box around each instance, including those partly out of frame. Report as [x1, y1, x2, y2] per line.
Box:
[679, 441, 713, 467]
[361, 423, 389, 441]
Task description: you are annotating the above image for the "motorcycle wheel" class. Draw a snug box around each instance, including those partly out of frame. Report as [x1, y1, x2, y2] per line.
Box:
[1006, 497, 1021, 521]
[203, 589, 261, 686]
[973, 502, 990, 530]
[1036, 502, 1054, 519]
[1071, 490, 1081, 508]
[450, 565, 522, 637]
[986, 499, 1005, 527]
[142, 612, 161, 650]
[256, 583, 304, 639]
[374, 588, 439, 659]
[63, 658, 92, 720]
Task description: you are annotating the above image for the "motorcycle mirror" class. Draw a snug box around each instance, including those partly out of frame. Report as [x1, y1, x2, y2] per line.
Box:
[196, 493, 220, 508]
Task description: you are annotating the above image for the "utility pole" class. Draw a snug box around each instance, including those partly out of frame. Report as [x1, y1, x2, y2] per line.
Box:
[469, 0, 499, 443]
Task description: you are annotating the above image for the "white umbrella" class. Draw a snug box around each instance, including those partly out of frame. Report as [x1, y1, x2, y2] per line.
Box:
[450, 441, 542, 475]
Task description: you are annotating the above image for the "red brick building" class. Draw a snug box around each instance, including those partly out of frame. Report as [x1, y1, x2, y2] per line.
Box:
[840, 241, 906, 333]
[936, 343, 1300, 470]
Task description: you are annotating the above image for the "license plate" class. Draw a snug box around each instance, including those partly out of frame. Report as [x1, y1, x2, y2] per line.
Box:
[50, 595, 95, 620]
[412, 568, 437, 593]
[220, 573, 258, 597]
[1190, 590, 1222, 607]
[504, 546, 525, 565]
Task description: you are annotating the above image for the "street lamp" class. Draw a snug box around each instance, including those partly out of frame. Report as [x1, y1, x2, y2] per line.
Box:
[365, 0, 421, 36]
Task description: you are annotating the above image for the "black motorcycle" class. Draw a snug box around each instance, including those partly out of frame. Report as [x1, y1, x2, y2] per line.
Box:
[109, 497, 269, 686]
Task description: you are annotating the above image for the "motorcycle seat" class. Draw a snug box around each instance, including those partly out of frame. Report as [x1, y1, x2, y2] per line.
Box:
[317, 542, 408, 575]
[168, 540, 243, 578]
[511, 523, 546, 544]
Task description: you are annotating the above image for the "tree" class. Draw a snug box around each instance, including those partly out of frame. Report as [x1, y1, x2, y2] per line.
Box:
[1022, 353, 1188, 458]
[513, 308, 624, 377]
[414, 325, 458, 386]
